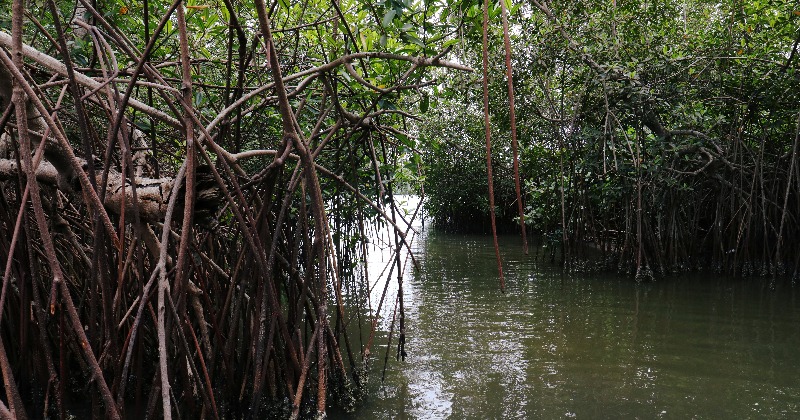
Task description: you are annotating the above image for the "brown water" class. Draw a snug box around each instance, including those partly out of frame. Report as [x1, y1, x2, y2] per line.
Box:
[336, 198, 800, 419]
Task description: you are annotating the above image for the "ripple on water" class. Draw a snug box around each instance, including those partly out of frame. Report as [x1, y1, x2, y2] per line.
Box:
[337, 202, 800, 419]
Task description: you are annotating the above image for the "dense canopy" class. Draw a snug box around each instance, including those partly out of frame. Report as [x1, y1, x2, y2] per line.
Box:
[422, 0, 800, 281]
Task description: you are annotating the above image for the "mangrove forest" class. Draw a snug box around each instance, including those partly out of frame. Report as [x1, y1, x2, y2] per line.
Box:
[0, 0, 798, 417]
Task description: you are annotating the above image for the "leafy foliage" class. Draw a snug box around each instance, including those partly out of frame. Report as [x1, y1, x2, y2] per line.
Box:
[420, 0, 800, 278]
[0, 0, 469, 417]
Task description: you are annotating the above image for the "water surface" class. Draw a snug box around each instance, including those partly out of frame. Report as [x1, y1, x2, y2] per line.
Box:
[337, 201, 800, 419]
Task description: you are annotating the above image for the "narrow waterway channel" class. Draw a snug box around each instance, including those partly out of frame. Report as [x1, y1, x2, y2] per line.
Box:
[335, 197, 800, 419]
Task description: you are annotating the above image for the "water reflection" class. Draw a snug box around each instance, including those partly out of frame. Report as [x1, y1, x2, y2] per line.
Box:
[334, 197, 800, 418]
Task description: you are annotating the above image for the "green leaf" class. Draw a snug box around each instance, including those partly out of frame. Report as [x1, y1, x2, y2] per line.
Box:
[134, 119, 152, 133]
[420, 94, 429, 113]
[377, 99, 396, 110]
[404, 33, 425, 47]
[382, 9, 396, 28]
[194, 90, 205, 107]
[396, 132, 409, 145]
[443, 39, 459, 48]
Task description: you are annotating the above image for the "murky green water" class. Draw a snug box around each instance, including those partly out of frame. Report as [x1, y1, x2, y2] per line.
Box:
[336, 198, 800, 419]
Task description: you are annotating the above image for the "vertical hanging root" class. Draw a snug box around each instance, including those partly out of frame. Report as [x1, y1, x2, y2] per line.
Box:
[499, 0, 528, 255]
[482, 0, 506, 292]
